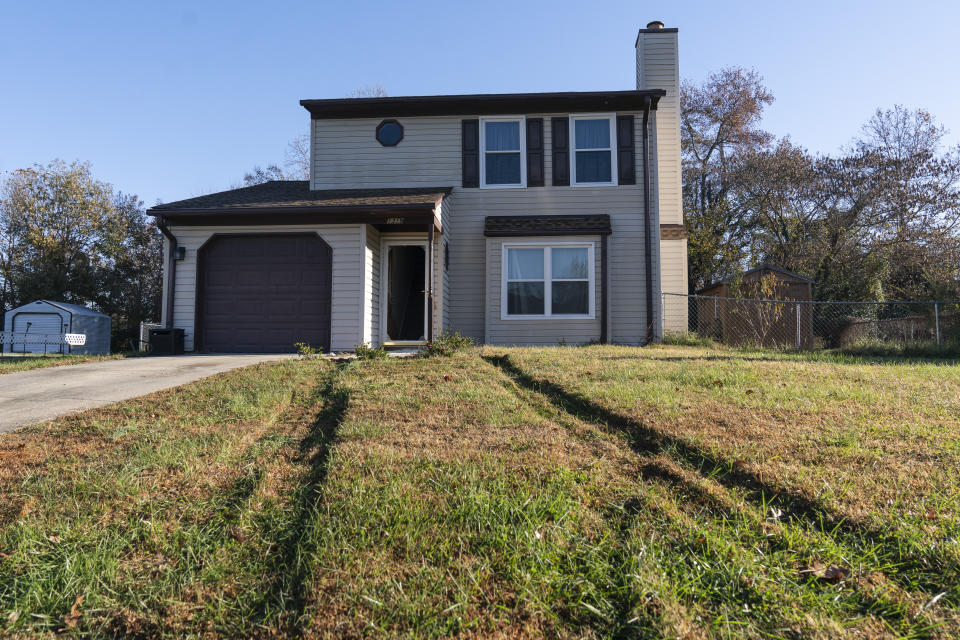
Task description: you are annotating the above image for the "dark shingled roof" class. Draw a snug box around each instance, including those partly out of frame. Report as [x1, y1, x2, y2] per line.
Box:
[149, 181, 452, 215]
[484, 215, 611, 237]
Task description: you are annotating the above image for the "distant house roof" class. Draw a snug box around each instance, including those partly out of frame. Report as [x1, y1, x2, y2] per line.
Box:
[300, 89, 665, 120]
[697, 264, 815, 294]
[484, 215, 611, 237]
[149, 182, 452, 215]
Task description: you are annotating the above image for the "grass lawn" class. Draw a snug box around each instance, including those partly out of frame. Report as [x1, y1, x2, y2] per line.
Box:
[1, 344, 958, 638]
[0, 353, 124, 375]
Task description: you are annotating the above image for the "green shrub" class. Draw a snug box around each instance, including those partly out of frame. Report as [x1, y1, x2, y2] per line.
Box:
[354, 343, 388, 360]
[421, 332, 474, 357]
[294, 342, 322, 358]
[837, 337, 960, 359]
[661, 331, 716, 347]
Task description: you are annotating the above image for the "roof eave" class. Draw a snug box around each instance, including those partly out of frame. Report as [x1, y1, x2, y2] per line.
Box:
[150, 201, 440, 218]
[300, 90, 666, 119]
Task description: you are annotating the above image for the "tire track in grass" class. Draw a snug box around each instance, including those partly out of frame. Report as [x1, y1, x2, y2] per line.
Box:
[483, 353, 954, 637]
[1, 362, 334, 637]
[243, 363, 350, 636]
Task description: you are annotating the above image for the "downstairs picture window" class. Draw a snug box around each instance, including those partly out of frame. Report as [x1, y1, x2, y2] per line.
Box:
[503, 243, 594, 318]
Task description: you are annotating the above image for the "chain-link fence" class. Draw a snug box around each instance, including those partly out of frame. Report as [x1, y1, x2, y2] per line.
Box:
[664, 292, 960, 351]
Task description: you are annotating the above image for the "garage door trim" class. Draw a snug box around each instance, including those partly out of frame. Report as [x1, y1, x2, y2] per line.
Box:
[194, 232, 333, 353]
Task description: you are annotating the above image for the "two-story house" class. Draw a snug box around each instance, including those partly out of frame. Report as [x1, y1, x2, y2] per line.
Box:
[149, 22, 687, 353]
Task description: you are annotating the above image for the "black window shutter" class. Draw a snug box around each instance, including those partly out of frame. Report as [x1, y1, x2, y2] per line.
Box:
[526, 118, 544, 187]
[616, 115, 636, 185]
[551, 117, 569, 186]
[462, 119, 479, 188]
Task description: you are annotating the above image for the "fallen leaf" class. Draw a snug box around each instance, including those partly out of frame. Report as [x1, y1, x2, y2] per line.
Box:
[713, 380, 724, 388]
[63, 594, 84, 629]
[442, 375, 451, 382]
[800, 563, 850, 584]
[7, 610, 19, 625]
[47, 535, 62, 544]
[745, 389, 755, 395]
[925, 508, 937, 521]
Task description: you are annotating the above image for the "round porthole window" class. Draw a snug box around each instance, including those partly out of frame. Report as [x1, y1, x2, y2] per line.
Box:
[375, 119, 404, 146]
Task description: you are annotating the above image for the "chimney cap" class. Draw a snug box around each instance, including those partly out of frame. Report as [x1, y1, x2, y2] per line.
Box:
[646, 20, 664, 29]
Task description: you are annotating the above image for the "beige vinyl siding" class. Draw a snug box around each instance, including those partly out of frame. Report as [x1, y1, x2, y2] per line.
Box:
[301, 105, 668, 345]
[485, 235, 602, 345]
[660, 237, 689, 333]
[439, 198, 452, 334]
[443, 112, 655, 345]
[160, 235, 171, 326]
[312, 117, 461, 190]
[166, 224, 365, 352]
[363, 225, 381, 346]
[637, 30, 682, 226]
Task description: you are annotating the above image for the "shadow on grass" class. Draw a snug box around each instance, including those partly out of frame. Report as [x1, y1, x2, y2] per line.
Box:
[251, 367, 349, 634]
[603, 352, 960, 366]
[483, 353, 957, 595]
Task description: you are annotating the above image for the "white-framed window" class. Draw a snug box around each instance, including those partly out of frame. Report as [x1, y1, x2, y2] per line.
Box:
[502, 242, 595, 319]
[480, 116, 526, 188]
[569, 114, 617, 186]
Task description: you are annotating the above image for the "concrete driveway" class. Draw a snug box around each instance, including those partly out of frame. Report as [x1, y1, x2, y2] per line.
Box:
[0, 354, 295, 434]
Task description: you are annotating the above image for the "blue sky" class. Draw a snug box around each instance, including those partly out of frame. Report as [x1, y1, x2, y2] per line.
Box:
[2, 0, 958, 206]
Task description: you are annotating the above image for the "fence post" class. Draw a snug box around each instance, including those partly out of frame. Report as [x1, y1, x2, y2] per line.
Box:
[935, 302, 941, 347]
[661, 292, 665, 335]
[796, 302, 802, 350]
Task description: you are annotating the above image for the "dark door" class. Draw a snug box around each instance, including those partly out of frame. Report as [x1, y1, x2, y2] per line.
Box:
[385, 244, 426, 341]
[197, 234, 332, 353]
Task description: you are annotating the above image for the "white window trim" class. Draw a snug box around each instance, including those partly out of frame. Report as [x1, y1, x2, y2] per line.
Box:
[569, 113, 617, 187]
[480, 115, 527, 189]
[501, 241, 595, 320]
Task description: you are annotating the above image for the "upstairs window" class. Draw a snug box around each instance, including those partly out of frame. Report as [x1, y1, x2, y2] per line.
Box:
[503, 243, 594, 318]
[481, 117, 526, 187]
[571, 114, 617, 186]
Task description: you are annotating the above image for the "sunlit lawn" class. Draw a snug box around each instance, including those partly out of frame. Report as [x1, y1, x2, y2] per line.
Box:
[1, 344, 958, 638]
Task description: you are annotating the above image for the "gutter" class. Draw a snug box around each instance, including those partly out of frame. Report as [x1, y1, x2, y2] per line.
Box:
[642, 96, 655, 345]
[155, 216, 177, 329]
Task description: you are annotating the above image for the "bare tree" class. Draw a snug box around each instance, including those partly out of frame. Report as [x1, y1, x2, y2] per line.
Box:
[284, 134, 310, 180]
[347, 84, 387, 98]
[681, 67, 775, 291]
[240, 85, 388, 186]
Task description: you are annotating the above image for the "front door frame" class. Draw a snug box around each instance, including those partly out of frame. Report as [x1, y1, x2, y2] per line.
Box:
[380, 238, 430, 346]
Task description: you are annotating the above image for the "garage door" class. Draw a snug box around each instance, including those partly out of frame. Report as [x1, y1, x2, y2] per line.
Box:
[197, 234, 332, 353]
[12, 313, 65, 354]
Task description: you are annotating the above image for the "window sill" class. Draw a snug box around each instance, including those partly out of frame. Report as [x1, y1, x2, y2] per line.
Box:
[480, 183, 527, 189]
[500, 314, 595, 321]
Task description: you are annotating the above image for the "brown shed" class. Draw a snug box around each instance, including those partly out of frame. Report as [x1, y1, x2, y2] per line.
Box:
[696, 264, 815, 349]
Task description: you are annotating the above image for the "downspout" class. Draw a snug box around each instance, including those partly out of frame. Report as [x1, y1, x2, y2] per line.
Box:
[642, 96, 654, 345]
[427, 222, 435, 342]
[600, 232, 608, 343]
[156, 216, 177, 329]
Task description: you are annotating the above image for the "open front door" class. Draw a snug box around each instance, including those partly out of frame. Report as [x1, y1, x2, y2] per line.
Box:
[382, 242, 427, 344]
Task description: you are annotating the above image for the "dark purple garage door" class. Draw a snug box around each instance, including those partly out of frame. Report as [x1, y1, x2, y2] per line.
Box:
[196, 234, 332, 353]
